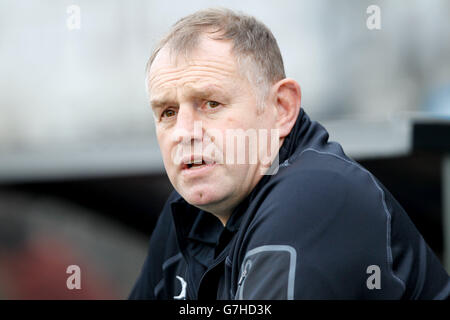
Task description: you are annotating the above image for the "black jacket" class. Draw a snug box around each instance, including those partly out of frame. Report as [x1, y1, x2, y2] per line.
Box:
[130, 109, 450, 300]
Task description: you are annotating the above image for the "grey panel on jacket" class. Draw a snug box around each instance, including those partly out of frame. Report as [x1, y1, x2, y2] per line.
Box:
[236, 245, 297, 300]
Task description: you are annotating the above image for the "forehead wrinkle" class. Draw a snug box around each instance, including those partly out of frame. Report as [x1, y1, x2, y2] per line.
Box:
[181, 82, 230, 98]
[149, 65, 241, 98]
[152, 68, 234, 87]
[148, 56, 238, 85]
[150, 64, 237, 87]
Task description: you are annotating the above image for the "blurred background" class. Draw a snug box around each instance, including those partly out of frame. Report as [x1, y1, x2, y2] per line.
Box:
[0, 0, 449, 299]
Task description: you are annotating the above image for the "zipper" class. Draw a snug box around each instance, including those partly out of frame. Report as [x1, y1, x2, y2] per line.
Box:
[196, 249, 229, 299]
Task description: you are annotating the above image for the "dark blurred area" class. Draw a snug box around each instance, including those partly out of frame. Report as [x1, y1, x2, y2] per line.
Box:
[0, 179, 169, 299]
[3, 174, 173, 236]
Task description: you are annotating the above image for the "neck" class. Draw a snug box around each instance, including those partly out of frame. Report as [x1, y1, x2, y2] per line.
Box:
[196, 203, 233, 227]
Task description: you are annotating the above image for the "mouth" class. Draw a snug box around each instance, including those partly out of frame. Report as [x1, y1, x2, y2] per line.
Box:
[185, 160, 206, 169]
[180, 156, 216, 174]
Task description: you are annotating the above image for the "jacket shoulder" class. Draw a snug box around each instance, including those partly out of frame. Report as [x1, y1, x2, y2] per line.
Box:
[238, 148, 407, 298]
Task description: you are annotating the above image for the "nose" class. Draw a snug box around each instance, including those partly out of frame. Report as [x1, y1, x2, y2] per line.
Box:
[172, 104, 203, 145]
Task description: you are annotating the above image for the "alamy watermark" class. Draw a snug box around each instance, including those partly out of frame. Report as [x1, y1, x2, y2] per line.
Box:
[366, 265, 381, 290]
[366, 5, 381, 30]
[66, 5, 81, 30]
[66, 265, 81, 290]
[170, 121, 280, 175]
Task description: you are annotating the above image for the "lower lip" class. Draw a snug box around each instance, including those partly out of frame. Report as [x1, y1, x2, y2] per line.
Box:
[181, 163, 217, 177]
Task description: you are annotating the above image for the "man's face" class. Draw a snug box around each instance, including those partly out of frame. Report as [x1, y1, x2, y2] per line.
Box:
[148, 35, 278, 219]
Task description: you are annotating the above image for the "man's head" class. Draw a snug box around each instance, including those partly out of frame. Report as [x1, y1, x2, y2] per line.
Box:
[147, 8, 301, 225]
[146, 8, 286, 108]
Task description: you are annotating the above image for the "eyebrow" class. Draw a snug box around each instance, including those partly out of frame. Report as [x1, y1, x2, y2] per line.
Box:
[150, 84, 228, 109]
[150, 97, 175, 110]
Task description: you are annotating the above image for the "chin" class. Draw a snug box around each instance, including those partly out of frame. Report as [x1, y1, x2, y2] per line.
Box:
[185, 192, 217, 206]
[181, 187, 225, 208]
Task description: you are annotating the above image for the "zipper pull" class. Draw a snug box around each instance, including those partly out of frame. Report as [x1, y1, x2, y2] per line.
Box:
[238, 268, 247, 286]
[238, 260, 252, 286]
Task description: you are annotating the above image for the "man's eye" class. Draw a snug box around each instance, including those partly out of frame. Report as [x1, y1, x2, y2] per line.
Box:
[206, 101, 220, 109]
[161, 109, 177, 118]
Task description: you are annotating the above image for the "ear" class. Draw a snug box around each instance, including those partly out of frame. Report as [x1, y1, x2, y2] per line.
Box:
[272, 78, 301, 139]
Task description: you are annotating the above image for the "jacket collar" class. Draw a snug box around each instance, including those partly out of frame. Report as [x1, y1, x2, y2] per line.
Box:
[170, 190, 248, 248]
[278, 107, 330, 165]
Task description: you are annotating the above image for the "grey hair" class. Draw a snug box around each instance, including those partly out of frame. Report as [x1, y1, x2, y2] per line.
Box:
[145, 8, 286, 109]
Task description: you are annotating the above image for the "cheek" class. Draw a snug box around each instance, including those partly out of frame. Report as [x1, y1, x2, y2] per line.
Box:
[156, 132, 174, 164]
[221, 117, 249, 139]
